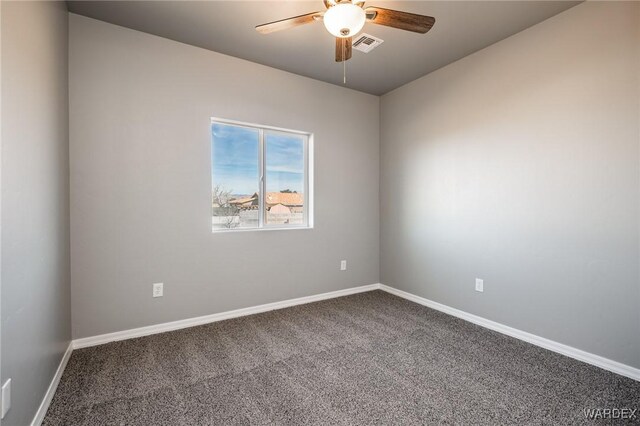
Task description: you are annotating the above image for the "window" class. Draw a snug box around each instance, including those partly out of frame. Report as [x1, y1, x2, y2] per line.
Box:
[211, 119, 312, 231]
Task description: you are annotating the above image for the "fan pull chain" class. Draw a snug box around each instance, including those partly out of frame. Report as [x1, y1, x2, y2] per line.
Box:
[343, 41, 347, 84]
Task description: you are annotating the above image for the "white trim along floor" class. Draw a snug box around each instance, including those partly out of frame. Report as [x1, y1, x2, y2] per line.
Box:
[32, 283, 640, 425]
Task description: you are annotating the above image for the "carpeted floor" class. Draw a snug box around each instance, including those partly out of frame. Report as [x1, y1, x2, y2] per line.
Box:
[44, 290, 639, 425]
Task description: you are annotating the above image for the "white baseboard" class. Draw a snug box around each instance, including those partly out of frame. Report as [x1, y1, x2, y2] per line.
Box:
[378, 284, 640, 382]
[32, 282, 638, 425]
[69, 281, 639, 380]
[31, 342, 73, 426]
[72, 283, 381, 349]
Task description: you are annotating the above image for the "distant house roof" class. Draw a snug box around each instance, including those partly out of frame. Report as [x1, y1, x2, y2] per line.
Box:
[265, 192, 303, 207]
[229, 195, 257, 206]
[229, 192, 303, 208]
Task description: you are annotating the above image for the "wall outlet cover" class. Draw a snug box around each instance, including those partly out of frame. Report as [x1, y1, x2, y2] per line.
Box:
[475, 278, 484, 292]
[153, 282, 164, 298]
[340, 260, 347, 271]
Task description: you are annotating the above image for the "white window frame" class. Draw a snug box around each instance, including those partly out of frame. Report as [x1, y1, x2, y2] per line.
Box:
[211, 117, 314, 232]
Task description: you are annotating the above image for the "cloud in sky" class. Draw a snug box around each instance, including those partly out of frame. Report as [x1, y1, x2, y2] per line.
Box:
[212, 123, 305, 195]
[266, 132, 304, 193]
[212, 123, 260, 195]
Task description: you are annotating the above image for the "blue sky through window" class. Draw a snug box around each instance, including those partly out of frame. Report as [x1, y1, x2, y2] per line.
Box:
[212, 123, 304, 196]
[266, 132, 304, 194]
[212, 123, 259, 196]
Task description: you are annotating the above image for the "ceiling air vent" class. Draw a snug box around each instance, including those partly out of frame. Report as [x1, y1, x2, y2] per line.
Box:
[352, 33, 384, 53]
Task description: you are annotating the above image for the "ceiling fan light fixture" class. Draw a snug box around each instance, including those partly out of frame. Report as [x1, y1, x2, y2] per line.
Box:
[323, 3, 366, 38]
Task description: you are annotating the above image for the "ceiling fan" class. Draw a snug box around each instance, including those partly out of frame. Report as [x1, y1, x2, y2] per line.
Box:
[256, 0, 435, 63]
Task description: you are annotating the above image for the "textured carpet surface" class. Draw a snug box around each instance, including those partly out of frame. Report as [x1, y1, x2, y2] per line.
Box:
[43, 290, 639, 425]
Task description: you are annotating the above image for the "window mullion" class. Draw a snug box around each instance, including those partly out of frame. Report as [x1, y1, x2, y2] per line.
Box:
[258, 129, 265, 229]
[304, 135, 309, 227]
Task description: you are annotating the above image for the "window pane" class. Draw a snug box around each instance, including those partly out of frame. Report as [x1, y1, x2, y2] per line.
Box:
[211, 123, 259, 230]
[265, 131, 305, 226]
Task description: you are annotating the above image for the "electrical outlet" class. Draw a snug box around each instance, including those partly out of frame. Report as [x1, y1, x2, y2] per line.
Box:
[152, 282, 164, 298]
[340, 260, 347, 271]
[2, 378, 11, 419]
[475, 278, 484, 292]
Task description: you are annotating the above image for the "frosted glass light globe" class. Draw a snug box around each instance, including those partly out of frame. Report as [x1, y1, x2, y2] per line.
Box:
[323, 3, 366, 38]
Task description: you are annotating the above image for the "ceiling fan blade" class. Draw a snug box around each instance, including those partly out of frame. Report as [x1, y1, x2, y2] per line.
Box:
[335, 37, 353, 62]
[365, 7, 435, 34]
[255, 12, 322, 34]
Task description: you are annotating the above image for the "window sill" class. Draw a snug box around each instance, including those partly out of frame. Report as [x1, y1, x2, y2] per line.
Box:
[212, 226, 314, 234]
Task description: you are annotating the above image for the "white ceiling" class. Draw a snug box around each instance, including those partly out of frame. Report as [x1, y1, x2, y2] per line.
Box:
[66, 1, 580, 95]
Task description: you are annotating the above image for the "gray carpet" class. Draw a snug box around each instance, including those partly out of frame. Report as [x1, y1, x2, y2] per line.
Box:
[43, 290, 639, 425]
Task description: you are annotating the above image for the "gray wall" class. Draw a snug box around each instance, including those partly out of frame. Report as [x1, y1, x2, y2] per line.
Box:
[380, 1, 640, 369]
[1, 2, 71, 425]
[69, 14, 380, 339]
